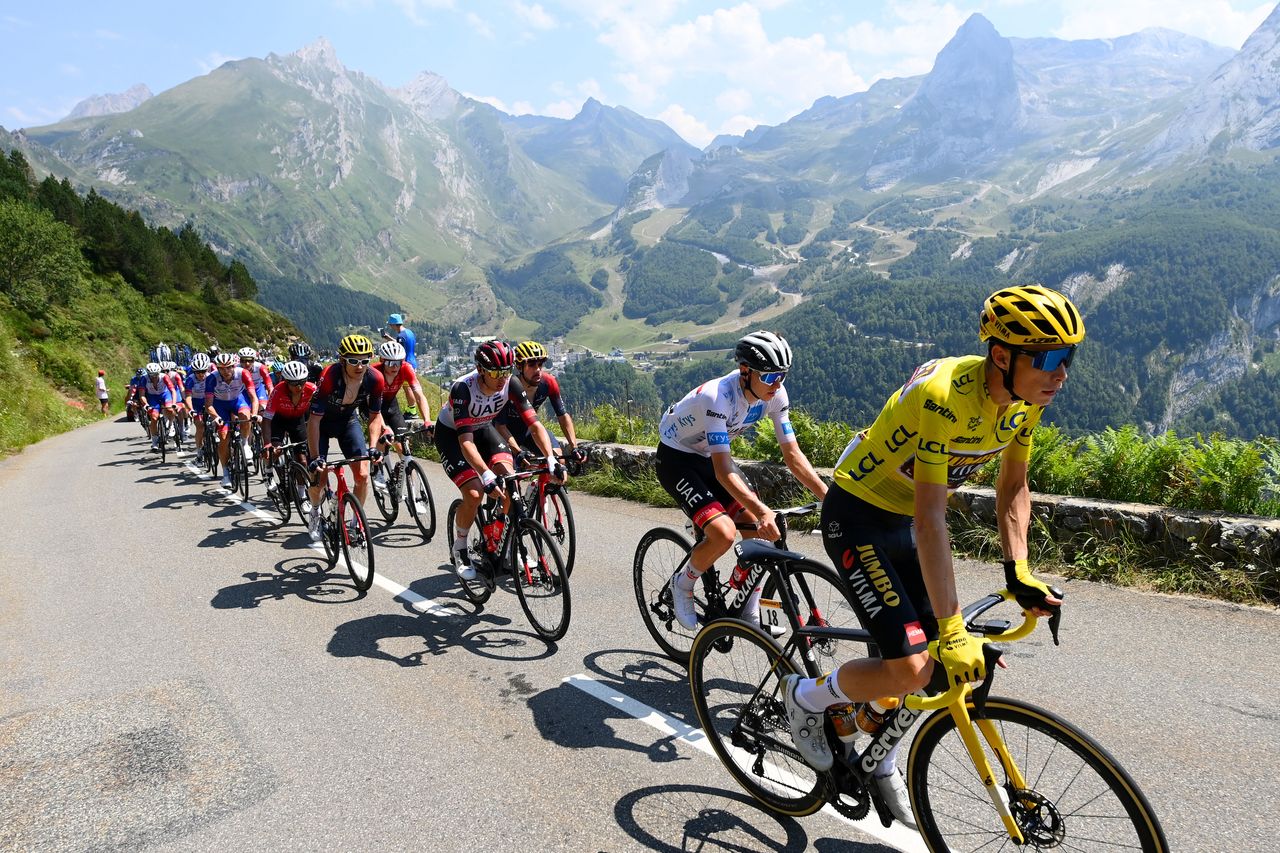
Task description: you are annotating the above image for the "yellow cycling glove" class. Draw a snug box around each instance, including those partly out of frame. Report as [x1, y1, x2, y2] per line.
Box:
[935, 613, 985, 686]
[1003, 559, 1057, 610]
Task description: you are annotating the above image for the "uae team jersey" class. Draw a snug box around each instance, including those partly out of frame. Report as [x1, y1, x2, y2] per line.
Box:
[832, 355, 1043, 516]
[658, 371, 797, 457]
[438, 371, 537, 433]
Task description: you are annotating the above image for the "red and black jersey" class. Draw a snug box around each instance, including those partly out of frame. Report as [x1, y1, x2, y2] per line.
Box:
[310, 364, 385, 420]
[264, 381, 317, 420]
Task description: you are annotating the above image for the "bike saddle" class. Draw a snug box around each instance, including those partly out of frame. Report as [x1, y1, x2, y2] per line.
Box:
[735, 538, 806, 565]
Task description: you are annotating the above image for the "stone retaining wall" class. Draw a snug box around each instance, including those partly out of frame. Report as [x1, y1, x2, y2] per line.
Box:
[583, 442, 1280, 572]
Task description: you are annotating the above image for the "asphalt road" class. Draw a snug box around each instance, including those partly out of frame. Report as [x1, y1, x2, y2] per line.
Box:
[3, 417, 1278, 852]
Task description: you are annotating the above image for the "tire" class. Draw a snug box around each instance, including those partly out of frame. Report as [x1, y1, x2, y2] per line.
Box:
[633, 527, 698, 664]
[446, 499, 492, 604]
[688, 618, 826, 817]
[908, 697, 1169, 853]
[404, 460, 437, 542]
[371, 459, 400, 525]
[249, 429, 264, 477]
[759, 559, 864, 674]
[339, 492, 375, 591]
[538, 484, 576, 577]
[266, 460, 291, 524]
[320, 491, 340, 569]
[288, 461, 313, 521]
[157, 425, 167, 464]
[236, 443, 250, 501]
[511, 519, 571, 641]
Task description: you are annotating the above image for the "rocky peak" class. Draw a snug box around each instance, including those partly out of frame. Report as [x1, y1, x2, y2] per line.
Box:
[905, 13, 1020, 134]
[573, 97, 605, 122]
[65, 84, 153, 121]
[291, 37, 345, 74]
[395, 71, 459, 119]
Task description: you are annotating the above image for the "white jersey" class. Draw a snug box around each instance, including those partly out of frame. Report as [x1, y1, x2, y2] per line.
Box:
[659, 371, 797, 457]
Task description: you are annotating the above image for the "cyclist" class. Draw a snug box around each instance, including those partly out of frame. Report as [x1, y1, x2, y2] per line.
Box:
[780, 285, 1080, 828]
[185, 353, 212, 465]
[434, 340, 561, 580]
[305, 335, 386, 540]
[369, 340, 434, 493]
[127, 367, 147, 422]
[289, 341, 324, 384]
[238, 346, 274, 403]
[496, 340, 587, 471]
[261, 360, 316, 496]
[204, 352, 260, 490]
[164, 362, 189, 443]
[141, 362, 178, 451]
[657, 330, 828, 631]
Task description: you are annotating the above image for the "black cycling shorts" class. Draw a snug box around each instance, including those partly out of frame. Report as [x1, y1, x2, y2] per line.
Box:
[316, 415, 368, 462]
[266, 414, 307, 448]
[821, 485, 936, 660]
[655, 442, 751, 530]
[434, 422, 512, 487]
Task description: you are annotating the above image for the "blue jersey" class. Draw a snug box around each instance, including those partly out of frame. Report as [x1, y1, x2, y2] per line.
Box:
[396, 327, 417, 370]
[185, 371, 207, 402]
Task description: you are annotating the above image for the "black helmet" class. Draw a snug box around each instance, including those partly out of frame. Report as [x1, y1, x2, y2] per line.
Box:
[288, 341, 313, 360]
[735, 330, 792, 373]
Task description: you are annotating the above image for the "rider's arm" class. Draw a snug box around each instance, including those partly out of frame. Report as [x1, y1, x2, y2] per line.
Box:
[915, 479, 961, 620]
[529, 420, 557, 465]
[710, 451, 772, 521]
[995, 455, 1031, 563]
[779, 441, 828, 500]
[307, 412, 321, 460]
[556, 413, 578, 452]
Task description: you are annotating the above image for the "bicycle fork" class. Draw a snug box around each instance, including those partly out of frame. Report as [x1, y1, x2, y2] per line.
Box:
[946, 699, 1028, 845]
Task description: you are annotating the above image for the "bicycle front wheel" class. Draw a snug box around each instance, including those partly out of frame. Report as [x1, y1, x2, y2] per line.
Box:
[908, 697, 1169, 853]
[446, 499, 492, 604]
[320, 494, 340, 569]
[511, 519, 571, 641]
[339, 492, 375, 591]
[371, 459, 400, 524]
[633, 527, 698, 664]
[688, 618, 826, 817]
[288, 461, 312, 521]
[537, 484, 577, 577]
[267, 460, 291, 524]
[237, 446, 250, 501]
[404, 460, 436, 541]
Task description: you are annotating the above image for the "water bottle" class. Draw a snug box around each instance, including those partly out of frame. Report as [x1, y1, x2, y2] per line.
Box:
[856, 697, 901, 736]
[728, 562, 750, 589]
[831, 704, 860, 756]
[483, 515, 505, 551]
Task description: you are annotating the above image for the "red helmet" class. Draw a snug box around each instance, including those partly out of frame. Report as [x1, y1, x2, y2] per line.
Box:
[475, 340, 515, 372]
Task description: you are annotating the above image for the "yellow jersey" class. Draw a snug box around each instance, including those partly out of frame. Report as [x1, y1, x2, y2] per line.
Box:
[832, 355, 1043, 516]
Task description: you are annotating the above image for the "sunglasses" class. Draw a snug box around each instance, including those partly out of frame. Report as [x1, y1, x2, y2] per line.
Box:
[381, 360, 403, 369]
[1019, 345, 1076, 372]
[287, 379, 307, 387]
[479, 367, 509, 379]
[520, 358, 547, 368]
[344, 357, 371, 367]
[756, 370, 787, 385]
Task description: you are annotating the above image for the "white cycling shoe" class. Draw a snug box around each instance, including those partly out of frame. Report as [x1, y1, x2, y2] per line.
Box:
[781, 674, 833, 771]
[874, 770, 918, 830]
[668, 572, 698, 630]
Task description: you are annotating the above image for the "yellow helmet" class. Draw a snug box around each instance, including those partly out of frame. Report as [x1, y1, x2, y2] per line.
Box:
[513, 340, 548, 363]
[338, 334, 374, 357]
[979, 285, 1084, 347]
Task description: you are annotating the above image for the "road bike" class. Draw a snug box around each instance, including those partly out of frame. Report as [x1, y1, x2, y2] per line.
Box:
[687, 538, 1169, 852]
[634, 502, 858, 666]
[369, 422, 437, 540]
[263, 436, 309, 525]
[518, 455, 576, 576]
[215, 416, 252, 501]
[312, 453, 377, 592]
[200, 413, 220, 476]
[446, 467, 570, 641]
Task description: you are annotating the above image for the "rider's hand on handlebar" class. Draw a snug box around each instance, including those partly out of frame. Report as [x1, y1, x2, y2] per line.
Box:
[368, 448, 382, 463]
[934, 613, 987, 686]
[480, 469, 500, 495]
[514, 449, 535, 469]
[755, 508, 781, 543]
[1003, 559, 1063, 616]
[551, 462, 566, 482]
[308, 458, 327, 472]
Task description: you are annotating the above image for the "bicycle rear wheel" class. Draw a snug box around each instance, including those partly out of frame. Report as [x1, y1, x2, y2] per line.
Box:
[538, 484, 576, 577]
[339, 492, 375, 591]
[320, 493, 340, 569]
[249, 428, 264, 477]
[908, 697, 1169, 853]
[404, 460, 436, 541]
[688, 618, 826, 817]
[371, 459, 400, 525]
[266, 459, 291, 524]
[288, 461, 312, 521]
[511, 518, 571, 641]
[760, 559, 863, 673]
[236, 443, 250, 501]
[157, 424, 167, 464]
[446, 499, 492, 604]
[633, 527, 698, 664]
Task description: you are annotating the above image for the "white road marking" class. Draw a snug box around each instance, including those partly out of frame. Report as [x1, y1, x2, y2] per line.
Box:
[564, 673, 928, 853]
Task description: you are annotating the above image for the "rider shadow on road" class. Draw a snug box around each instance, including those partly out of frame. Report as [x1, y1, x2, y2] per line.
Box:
[613, 783, 814, 853]
[211, 556, 368, 609]
[526, 681, 689, 765]
[580, 648, 697, 727]
[197, 517, 287, 550]
[144, 493, 211, 512]
[371, 528, 430, 550]
[327, 605, 543, 668]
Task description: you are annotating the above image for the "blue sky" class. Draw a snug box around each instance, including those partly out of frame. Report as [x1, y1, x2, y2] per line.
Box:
[3, 1, 1274, 146]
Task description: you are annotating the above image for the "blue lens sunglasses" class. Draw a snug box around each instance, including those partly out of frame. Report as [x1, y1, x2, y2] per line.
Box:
[1020, 345, 1076, 372]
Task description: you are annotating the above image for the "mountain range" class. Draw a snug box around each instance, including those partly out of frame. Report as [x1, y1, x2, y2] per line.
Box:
[7, 6, 1280, 435]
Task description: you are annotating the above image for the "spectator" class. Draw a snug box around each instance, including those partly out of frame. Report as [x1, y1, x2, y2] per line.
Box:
[383, 313, 417, 371]
[95, 369, 109, 415]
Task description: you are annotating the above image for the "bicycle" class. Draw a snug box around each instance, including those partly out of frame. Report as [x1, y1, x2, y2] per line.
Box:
[519, 455, 576, 576]
[216, 416, 251, 501]
[446, 467, 570, 641]
[152, 410, 168, 464]
[200, 414, 220, 477]
[369, 423, 437, 541]
[311, 453, 377, 592]
[263, 436, 309, 525]
[687, 539, 1169, 852]
[634, 502, 858, 666]
[248, 418, 265, 477]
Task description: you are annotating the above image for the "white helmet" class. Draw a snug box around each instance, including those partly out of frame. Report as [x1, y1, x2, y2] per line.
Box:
[377, 340, 406, 361]
[735, 330, 793, 373]
[282, 361, 310, 382]
[146, 362, 161, 374]
[162, 360, 176, 371]
[237, 346, 258, 360]
[190, 353, 211, 371]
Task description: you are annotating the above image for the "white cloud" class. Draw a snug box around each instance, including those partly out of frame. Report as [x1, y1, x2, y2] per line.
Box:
[512, 1, 556, 30]
[197, 52, 243, 73]
[512, 100, 537, 114]
[465, 92, 510, 111]
[715, 87, 753, 113]
[542, 99, 579, 118]
[837, 1, 975, 80]
[658, 103, 714, 147]
[466, 12, 494, 38]
[7, 103, 73, 127]
[1053, 0, 1272, 49]
[718, 113, 767, 137]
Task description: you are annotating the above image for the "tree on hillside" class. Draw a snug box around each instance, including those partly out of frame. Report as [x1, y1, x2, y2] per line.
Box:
[0, 198, 86, 314]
